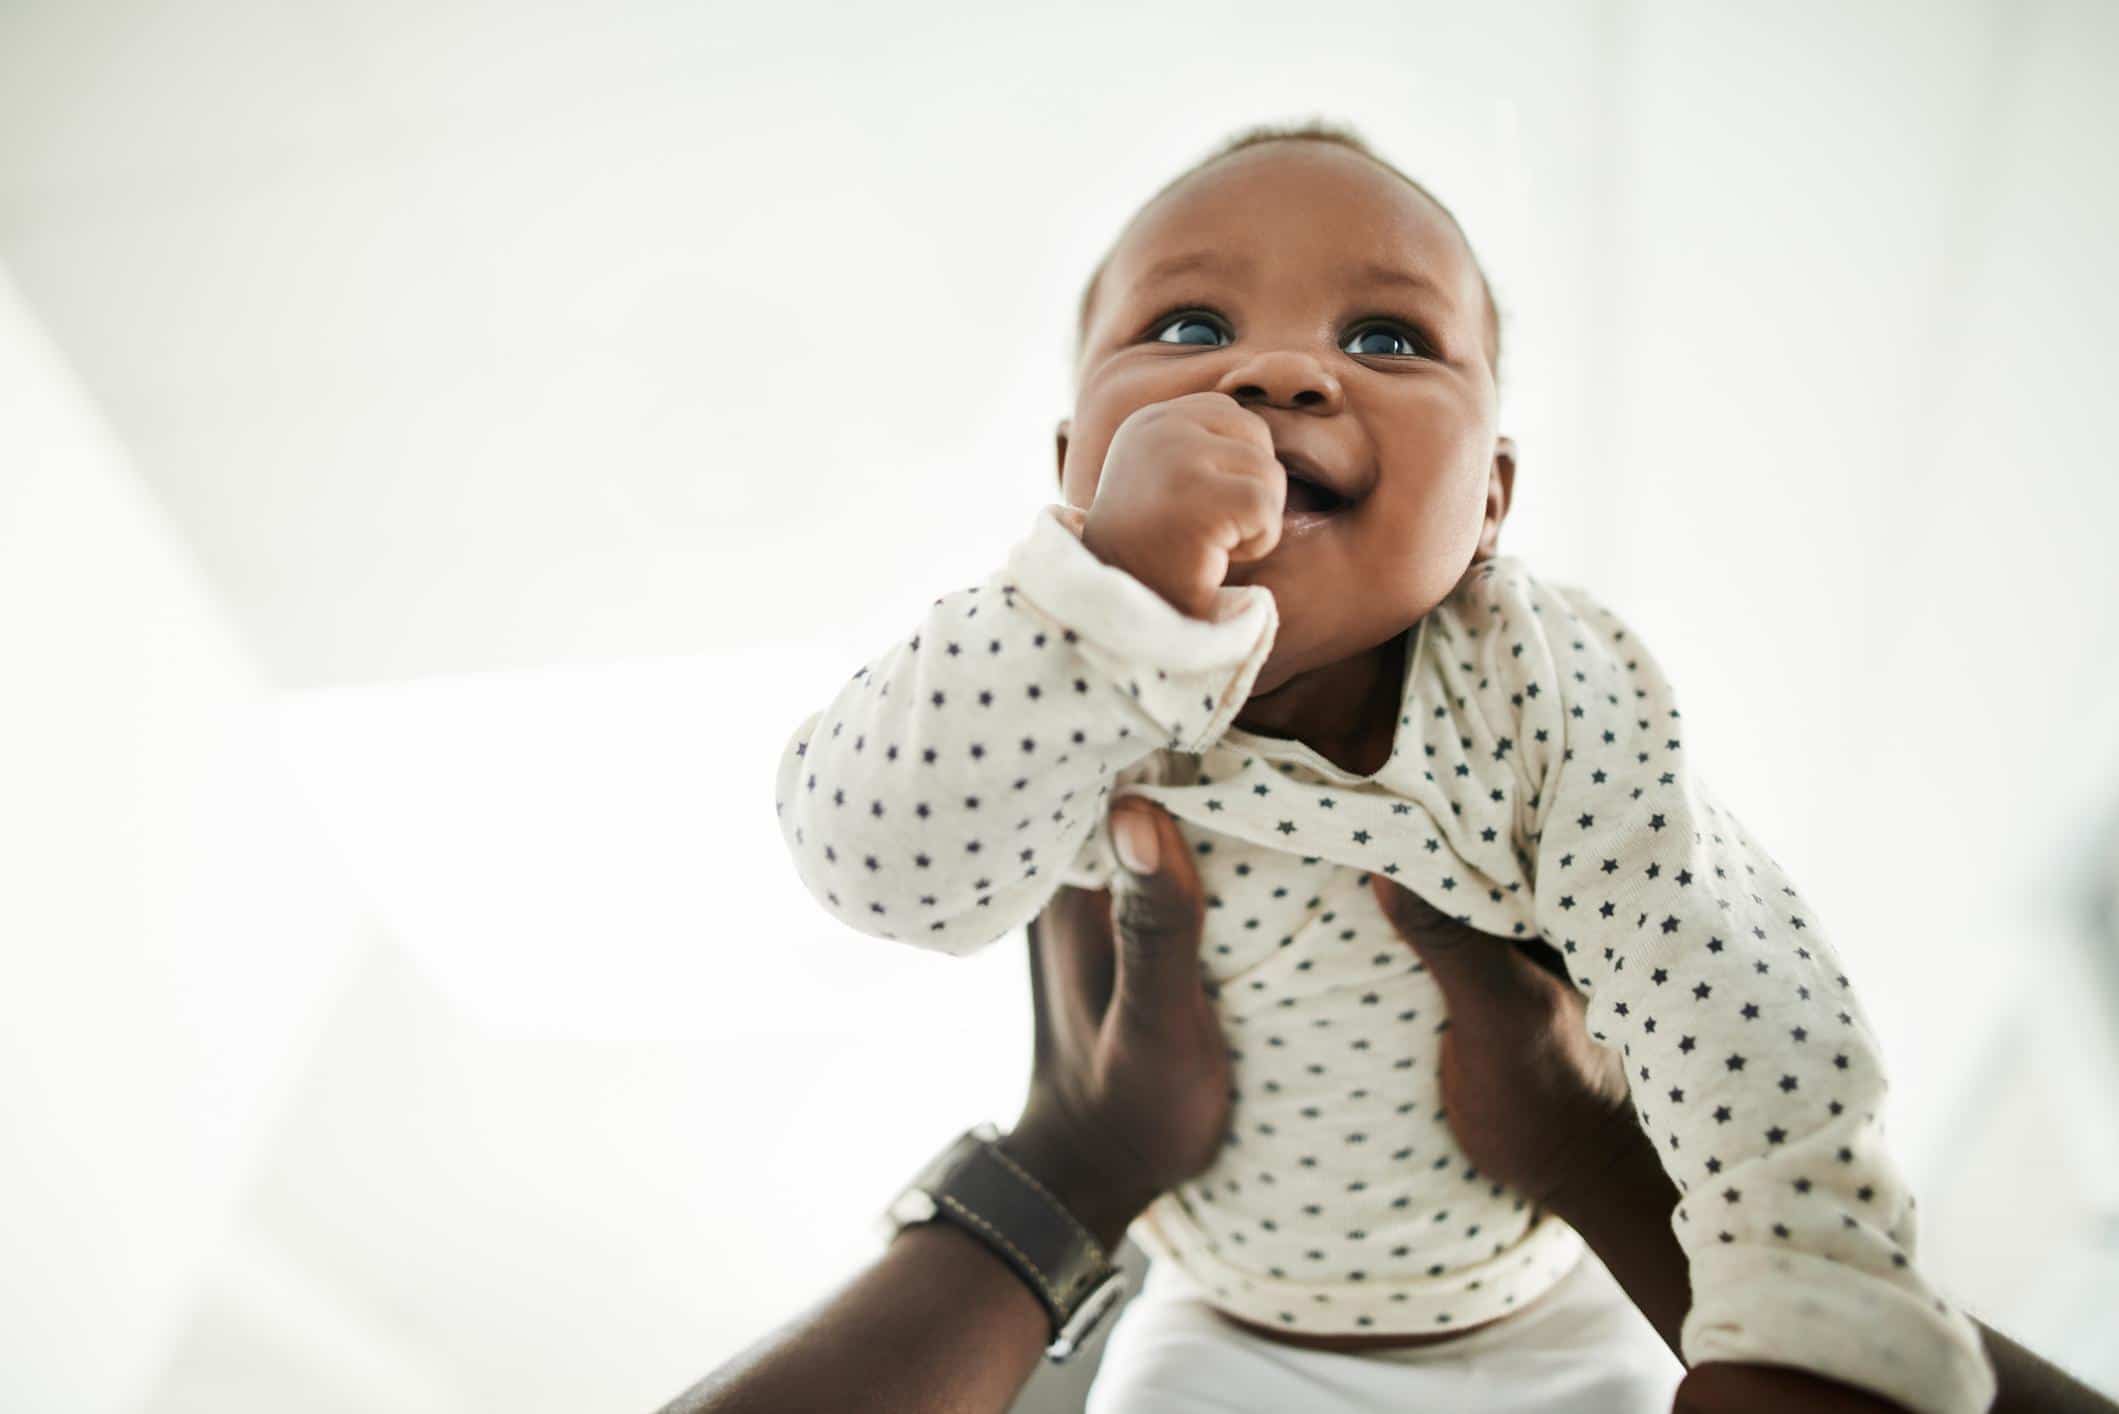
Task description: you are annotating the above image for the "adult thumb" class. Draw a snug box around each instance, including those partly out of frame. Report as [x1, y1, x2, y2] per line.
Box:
[1368, 873, 1519, 1005]
[1107, 798, 1208, 1028]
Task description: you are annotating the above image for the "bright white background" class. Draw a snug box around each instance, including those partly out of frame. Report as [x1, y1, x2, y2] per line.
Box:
[3, 1, 2117, 1410]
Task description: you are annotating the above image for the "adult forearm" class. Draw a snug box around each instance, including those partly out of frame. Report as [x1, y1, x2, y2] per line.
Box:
[1984, 1323, 2119, 1414]
[1557, 1148, 1908, 1411]
[665, 1104, 1160, 1414]
[1675, 1345, 2117, 1414]
[661, 1222, 1048, 1414]
[1548, 1129, 1692, 1357]
[1553, 1138, 1909, 1411]
[1556, 1132, 2116, 1414]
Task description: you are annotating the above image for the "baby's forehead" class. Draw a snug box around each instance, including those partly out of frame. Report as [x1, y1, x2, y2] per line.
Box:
[1105, 143, 1477, 295]
[1085, 141, 1489, 351]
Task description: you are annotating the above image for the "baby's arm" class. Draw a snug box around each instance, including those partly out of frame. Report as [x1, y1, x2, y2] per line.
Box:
[1467, 566, 1994, 1414]
[773, 505, 1277, 956]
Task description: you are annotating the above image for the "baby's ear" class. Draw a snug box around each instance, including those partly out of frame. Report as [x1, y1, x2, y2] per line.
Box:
[1474, 436, 1518, 561]
[1053, 419, 1072, 492]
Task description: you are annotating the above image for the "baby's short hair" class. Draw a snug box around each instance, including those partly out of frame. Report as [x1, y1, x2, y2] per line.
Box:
[1075, 120, 1501, 379]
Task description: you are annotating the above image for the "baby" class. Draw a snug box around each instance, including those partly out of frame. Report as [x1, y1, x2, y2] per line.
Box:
[774, 123, 1995, 1414]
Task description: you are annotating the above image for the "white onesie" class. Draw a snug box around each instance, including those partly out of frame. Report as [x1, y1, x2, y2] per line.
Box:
[774, 504, 1996, 1414]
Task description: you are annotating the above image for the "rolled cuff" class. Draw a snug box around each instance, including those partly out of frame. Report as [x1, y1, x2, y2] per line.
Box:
[1002, 504, 1278, 752]
[1683, 1244, 1996, 1414]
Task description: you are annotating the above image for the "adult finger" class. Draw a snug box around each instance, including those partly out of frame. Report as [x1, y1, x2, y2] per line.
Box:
[1106, 797, 1209, 1032]
[1368, 873, 1534, 1007]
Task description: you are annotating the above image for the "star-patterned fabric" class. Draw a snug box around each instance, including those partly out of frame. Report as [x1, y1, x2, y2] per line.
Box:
[774, 505, 1996, 1414]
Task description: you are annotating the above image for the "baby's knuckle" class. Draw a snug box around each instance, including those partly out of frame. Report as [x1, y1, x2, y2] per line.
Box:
[1236, 475, 1281, 515]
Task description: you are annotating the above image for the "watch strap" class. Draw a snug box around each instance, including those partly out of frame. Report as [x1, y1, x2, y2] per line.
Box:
[939, 1139, 1111, 1319]
[891, 1125, 1124, 1358]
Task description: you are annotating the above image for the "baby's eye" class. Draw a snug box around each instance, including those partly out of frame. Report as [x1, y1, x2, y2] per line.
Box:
[1343, 323, 1427, 358]
[1152, 314, 1230, 347]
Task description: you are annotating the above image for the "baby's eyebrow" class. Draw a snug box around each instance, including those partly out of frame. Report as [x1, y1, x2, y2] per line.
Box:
[1345, 261, 1447, 301]
[1136, 249, 1254, 285]
[1130, 251, 1450, 307]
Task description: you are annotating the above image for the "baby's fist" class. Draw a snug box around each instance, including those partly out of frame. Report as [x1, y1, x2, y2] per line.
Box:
[1080, 392, 1283, 620]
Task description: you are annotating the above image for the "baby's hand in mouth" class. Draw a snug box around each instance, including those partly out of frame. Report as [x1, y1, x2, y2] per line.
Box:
[1081, 391, 1291, 619]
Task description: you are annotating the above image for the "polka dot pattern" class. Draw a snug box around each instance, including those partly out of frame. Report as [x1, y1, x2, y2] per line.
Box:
[773, 510, 1993, 1410]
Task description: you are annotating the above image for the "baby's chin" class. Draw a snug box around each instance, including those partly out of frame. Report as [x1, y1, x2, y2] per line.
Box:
[1243, 657, 1305, 701]
[1246, 622, 1409, 699]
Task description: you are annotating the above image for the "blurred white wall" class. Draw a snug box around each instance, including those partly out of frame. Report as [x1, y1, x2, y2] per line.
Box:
[1, 1, 2116, 1409]
[0, 271, 376, 1410]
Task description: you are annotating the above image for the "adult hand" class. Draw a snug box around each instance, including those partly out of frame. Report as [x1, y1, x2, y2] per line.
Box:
[1370, 873, 1697, 1358]
[1367, 877, 2119, 1414]
[1367, 875, 1639, 1213]
[676, 841, 2113, 1414]
[1003, 797, 1232, 1250]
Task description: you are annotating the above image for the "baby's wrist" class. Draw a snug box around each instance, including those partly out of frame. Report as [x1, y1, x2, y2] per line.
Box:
[1079, 510, 1214, 623]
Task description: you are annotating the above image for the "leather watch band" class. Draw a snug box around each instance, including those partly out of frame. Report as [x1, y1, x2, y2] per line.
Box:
[885, 1124, 1127, 1360]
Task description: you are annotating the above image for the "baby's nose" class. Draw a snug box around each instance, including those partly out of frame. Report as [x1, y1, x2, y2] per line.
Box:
[1217, 349, 1344, 413]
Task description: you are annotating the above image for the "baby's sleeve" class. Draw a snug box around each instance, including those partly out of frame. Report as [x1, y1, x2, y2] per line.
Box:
[1465, 565, 1995, 1414]
[773, 504, 1277, 956]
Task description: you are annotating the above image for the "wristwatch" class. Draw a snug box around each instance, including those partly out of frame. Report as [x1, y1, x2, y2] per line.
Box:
[883, 1123, 1129, 1361]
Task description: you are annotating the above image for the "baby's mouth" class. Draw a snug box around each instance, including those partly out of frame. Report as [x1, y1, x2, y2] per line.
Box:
[1283, 472, 1349, 516]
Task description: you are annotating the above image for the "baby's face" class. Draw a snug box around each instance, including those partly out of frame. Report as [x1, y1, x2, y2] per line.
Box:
[1061, 142, 1510, 696]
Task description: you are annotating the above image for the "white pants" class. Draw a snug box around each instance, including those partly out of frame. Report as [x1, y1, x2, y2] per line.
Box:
[1085, 1253, 1684, 1414]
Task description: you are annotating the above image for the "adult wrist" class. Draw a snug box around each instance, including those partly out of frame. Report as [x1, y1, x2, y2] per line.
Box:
[998, 1113, 1155, 1253]
[1544, 1117, 1672, 1234]
[1537, 1121, 1693, 1357]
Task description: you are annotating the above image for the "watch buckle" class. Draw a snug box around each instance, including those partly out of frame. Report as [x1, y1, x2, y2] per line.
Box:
[1046, 1268, 1127, 1362]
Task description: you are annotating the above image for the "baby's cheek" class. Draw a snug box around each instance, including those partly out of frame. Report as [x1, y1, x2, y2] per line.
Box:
[1378, 466, 1489, 574]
